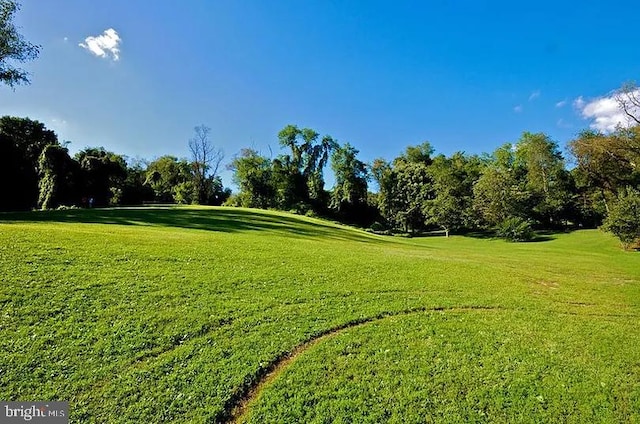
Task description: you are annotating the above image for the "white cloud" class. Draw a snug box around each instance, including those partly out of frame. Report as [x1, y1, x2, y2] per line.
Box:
[514, 105, 523, 113]
[555, 100, 567, 108]
[79, 28, 121, 61]
[528, 90, 541, 101]
[51, 118, 67, 126]
[574, 91, 640, 132]
[556, 118, 572, 129]
[49, 117, 69, 134]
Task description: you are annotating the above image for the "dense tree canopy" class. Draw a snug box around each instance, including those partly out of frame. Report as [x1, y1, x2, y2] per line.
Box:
[602, 189, 640, 249]
[75, 147, 128, 207]
[145, 156, 193, 203]
[228, 149, 275, 209]
[0, 116, 233, 211]
[0, 0, 39, 87]
[38, 144, 78, 209]
[2, 84, 640, 248]
[425, 152, 482, 235]
[330, 143, 369, 223]
[0, 116, 58, 210]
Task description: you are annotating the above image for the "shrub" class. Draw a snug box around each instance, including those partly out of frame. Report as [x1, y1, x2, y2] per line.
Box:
[56, 204, 79, 210]
[223, 194, 242, 207]
[496, 216, 534, 242]
[370, 221, 386, 232]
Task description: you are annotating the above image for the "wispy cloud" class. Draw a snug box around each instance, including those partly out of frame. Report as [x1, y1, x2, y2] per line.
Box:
[79, 28, 121, 61]
[574, 91, 640, 132]
[48, 117, 70, 140]
[514, 105, 523, 113]
[528, 90, 541, 101]
[555, 100, 567, 108]
[51, 118, 68, 127]
[556, 118, 572, 129]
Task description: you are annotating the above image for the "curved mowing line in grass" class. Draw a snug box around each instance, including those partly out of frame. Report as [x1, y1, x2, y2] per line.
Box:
[222, 305, 503, 424]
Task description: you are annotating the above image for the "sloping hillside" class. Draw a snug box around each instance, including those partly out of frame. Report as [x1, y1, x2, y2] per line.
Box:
[1, 206, 639, 422]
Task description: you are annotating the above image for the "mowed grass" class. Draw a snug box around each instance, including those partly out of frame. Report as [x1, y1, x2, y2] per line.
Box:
[0, 206, 639, 423]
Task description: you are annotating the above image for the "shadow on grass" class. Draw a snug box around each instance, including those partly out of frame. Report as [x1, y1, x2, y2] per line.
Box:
[0, 206, 382, 243]
[461, 229, 569, 243]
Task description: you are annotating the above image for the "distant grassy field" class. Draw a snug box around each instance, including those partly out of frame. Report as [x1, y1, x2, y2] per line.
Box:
[1, 206, 639, 423]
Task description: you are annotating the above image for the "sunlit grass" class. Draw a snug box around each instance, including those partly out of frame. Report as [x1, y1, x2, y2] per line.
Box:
[1, 206, 638, 422]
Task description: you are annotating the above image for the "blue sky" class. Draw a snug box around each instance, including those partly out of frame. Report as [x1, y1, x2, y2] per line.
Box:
[2, 0, 639, 187]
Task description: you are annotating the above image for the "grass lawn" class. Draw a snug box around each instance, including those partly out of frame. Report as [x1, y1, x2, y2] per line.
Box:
[1, 206, 639, 423]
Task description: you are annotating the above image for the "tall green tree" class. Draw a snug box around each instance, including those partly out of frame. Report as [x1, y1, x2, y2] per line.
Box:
[473, 143, 529, 227]
[569, 128, 640, 216]
[330, 143, 369, 222]
[75, 147, 128, 207]
[424, 152, 482, 235]
[397, 141, 434, 165]
[228, 148, 275, 208]
[602, 189, 640, 249]
[308, 134, 338, 205]
[514, 132, 575, 226]
[37, 144, 79, 209]
[120, 158, 154, 205]
[277, 124, 337, 209]
[393, 161, 433, 232]
[145, 155, 192, 203]
[370, 143, 435, 232]
[0, 116, 58, 210]
[371, 158, 399, 227]
[0, 0, 39, 87]
[271, 154, 307, 210]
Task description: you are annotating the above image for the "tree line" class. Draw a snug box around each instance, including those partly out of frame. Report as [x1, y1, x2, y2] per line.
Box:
[1, 113, 639, 247]
[1, 0, 638, 247]
[0, 117, 231, 211]
[228, 120, 639, 248]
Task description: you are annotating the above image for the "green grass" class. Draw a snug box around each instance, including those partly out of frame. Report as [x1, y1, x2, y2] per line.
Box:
[1, 206, 639, 422]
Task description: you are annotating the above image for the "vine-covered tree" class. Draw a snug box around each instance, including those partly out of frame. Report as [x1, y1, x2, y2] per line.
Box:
[277, 124, 337, 210]
[37, 144, 79, 209]
[0, 116, 58, 210]
[75, 147, 128, 207]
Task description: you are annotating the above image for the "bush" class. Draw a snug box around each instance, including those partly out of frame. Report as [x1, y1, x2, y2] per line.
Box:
[496, 216, 534, 242]
[56, 204, 79, 210]
[287, 202, 313, 216]
[602, 190, 640, 250]
[223, 194, 242, 207]
[305, 209, 318, 218]
[370, 221, 386, 232]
